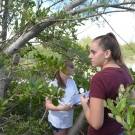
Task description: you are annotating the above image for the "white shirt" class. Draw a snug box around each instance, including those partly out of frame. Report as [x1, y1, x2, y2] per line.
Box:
[48, 78, 78, 128]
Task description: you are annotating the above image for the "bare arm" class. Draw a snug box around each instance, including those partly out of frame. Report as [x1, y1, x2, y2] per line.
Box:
[45, 99, 73, 111]
[81, 97, 104, 130]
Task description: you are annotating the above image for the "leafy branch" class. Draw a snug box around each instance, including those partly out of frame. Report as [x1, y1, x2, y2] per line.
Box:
[104, 84, 135, 135]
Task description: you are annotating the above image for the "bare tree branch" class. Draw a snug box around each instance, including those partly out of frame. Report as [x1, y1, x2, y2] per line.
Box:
[4, 1, 135, 57]
[67, 2, 135, 15]
[63, 0, 86, 11]
[68, 110, 85, 135]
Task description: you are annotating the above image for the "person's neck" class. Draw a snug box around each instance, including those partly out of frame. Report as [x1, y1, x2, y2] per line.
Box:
[102, 61, 120, 69]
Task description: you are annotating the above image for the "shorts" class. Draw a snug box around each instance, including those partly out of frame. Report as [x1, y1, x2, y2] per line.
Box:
[87, 131, 126, 135]
[49, 122, 66, 132]
[119, 131, 126, 135]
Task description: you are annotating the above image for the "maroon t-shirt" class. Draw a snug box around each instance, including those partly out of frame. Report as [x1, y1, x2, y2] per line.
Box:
[88, 67, 132, 135]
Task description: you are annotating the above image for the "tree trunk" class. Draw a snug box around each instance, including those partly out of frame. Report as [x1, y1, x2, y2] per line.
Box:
[0, 66, 5, 97]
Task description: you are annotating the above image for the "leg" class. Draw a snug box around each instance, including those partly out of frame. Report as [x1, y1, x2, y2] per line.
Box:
[53, 128, 71, 135]
[53, 129, 67, 135]
[66, 127, 71, 135]
[49, 122, 72, 135]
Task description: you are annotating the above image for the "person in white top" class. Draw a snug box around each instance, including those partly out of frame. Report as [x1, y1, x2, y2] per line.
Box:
[45, 60, 78, 135]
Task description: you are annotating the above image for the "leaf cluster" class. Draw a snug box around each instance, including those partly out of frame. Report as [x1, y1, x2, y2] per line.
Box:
[104, 84, 135, 135]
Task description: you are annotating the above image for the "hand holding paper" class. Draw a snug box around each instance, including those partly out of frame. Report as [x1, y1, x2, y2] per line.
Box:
[70, 91, 89, 105]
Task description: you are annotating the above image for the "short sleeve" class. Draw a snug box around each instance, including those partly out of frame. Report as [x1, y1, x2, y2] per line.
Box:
[72, 80, 79, 95]
[90, 72, 107, 99]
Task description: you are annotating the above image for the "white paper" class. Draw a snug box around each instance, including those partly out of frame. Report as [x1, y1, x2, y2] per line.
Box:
[70, 91, 89, 105]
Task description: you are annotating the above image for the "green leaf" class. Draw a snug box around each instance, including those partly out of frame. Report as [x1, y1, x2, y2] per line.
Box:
[59, 62, 66, 73]
[51, 85, 58, 96]
[0, 107, 6, 114]
[25, 90, 30, 97]
[111, 107, 118, 115]
[107, 98, 114, 106]
[29, 77, 36, 87]
[1, 99, 8, 106]
[59, 89, 65, 98]
[116, 115, 122, 124]
[127, 108, 134, 129]
[103, 100, 107, 107]
[52, 98, 59, 106]
[38, 84, 43, 89]
[117, 98, 126, 112]
[125, 85, 134, 95]
[122, 120, 129, 130]
[38, 119, 42, 125]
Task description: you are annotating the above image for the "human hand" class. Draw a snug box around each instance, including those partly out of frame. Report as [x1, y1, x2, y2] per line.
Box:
[80, 95, 89, 107]
[63, 104, 73, 111]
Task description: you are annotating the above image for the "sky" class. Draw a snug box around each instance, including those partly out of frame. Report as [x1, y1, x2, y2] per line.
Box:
[76, 12, 135, 45]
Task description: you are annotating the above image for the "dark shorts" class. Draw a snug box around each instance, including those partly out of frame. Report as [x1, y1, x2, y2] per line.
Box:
[49, 122, 66, 132]
[119, 131, 126, 135]
[87, 131, 126, 135]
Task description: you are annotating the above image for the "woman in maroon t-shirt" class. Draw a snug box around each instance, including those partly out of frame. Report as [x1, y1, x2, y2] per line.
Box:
[80, 32, 135, 135]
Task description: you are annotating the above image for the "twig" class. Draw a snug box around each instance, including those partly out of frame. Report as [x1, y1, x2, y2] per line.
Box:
[41, 109, 48, 122]
[98, 12, 135, 53]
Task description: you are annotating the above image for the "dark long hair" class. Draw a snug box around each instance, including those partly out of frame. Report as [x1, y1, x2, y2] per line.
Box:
[53, 60, 74, 89]
[93, 32, 132, 79]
